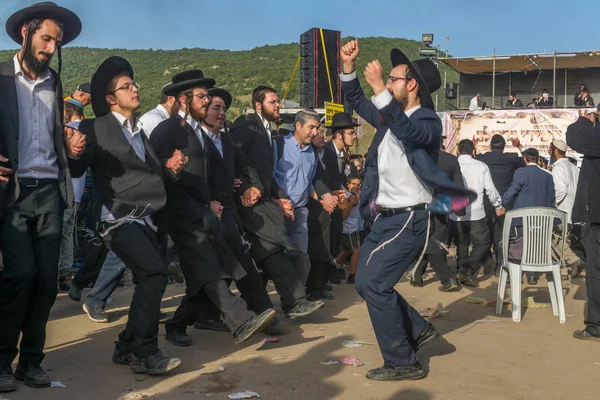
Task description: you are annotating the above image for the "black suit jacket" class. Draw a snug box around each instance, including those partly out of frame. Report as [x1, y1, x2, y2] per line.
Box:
[477, 150, 525, 196]
[0, 59, 73, 218]
[505, 99, 524, 109]
[68, 113, 166, 229]
[204, 128, 263, 210]
[230, 113, 288, 200]
[322, 140, 346, 191]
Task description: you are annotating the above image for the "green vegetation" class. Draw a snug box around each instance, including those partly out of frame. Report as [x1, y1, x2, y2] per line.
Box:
[0, 36, 458, 152]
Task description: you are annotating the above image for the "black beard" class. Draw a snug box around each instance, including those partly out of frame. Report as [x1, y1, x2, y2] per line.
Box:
[23, 48, 52, 75]
[261, 108, 281, 125]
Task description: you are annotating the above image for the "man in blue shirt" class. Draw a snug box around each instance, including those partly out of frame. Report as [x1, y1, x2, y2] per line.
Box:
[273, 109, 319, 284]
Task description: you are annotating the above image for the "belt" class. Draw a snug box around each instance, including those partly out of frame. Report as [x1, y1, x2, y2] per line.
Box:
[380, 203, 427, 217]
[18, 178, 57, 188]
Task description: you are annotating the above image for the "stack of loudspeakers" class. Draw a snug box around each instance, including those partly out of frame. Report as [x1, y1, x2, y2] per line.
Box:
[299, 28, 343, 108]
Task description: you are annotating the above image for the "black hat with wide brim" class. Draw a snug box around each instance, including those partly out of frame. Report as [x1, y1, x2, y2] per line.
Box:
[208, 87, 232, 109]
[390, 48, 441, 111]
[6, 2, 82, 46]
[163, 69, 215, 96]
[324, 112, 361, 129]
[90, 56, 134, 118]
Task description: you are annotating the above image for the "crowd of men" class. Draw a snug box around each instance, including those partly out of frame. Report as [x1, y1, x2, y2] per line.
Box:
[0, 2, 599, 394]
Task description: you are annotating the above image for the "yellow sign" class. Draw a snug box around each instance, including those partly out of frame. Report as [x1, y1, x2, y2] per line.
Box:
[324, 102, 345, 126]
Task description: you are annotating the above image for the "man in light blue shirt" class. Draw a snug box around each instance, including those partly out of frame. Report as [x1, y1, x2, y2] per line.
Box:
[273, 109, 320, 284]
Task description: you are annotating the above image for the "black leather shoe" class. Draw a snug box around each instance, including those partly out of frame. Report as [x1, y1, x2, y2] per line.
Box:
[415, 323, 440, 351]
[130, 350, 181, 375]
[457, 271, 479, 288]
[113, 343, 135, 366]
[346, 274, 355, 284]
[0, 365, 16, 393]
[233, 309, 276, 344]
[193, 318, 230, 332]
[68, 285, 82, 302]
[439, 278, 460, 292]
[14, 364, 51, 388]
[573, 328, 600, 342]
[285, 299, 324, 319]
[365, 363, 425, 381]
[58, 273, 73, 292]
[324, 284, 333, 291]
[165, 330, 192, 346]
[307, 289, 334, 301]
[263, 315, 285, 336]
[410, 279, 424, 287]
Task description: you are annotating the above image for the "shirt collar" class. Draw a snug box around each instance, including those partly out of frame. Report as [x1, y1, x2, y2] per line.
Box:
[333, 140, 345, 157]
[257, 112, 271, 131]
[179, 109, 201, 131]
[111, 111, 143, 137]
[404, 105, 421, 118]
[13, 54, 52, 83]
[157, 104, 170, 117]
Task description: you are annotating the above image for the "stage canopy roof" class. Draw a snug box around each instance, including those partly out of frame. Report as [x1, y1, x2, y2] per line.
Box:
[440, 50, 600, 74]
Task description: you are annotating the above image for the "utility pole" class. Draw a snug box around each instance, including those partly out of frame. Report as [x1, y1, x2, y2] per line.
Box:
[443, 36, 449, 111]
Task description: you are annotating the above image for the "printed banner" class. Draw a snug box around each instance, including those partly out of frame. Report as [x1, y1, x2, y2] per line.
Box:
[441, 108, 593, 158]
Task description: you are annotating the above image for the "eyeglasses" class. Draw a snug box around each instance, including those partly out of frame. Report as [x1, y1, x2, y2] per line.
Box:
[264, 100, 281, 106]
[343, 130, 357, 137]
[348, 182, 361, 187]
[209, 105, 228, 113]
[193, 93, 210, 101]
[388, 76, 410, 83]
[111, 81, 140, 94]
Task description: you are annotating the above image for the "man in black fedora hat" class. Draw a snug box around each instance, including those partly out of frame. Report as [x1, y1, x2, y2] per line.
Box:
[65, 56, 184, 376]
[0, 2, 81, 392]
[150, 72, 277, 347]
[200, 87, 283, 334]
[340, 39, 475, 381]
[230, 86, 324, 319]
[323, 112, 360, 282]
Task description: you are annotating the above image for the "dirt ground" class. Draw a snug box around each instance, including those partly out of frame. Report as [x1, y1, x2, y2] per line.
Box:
[4, 268, 599, 400]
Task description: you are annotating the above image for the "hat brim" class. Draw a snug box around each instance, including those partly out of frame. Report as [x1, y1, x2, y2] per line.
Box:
[324, 121, 361, 129]
[164, 78, 215, 96]
[6, 4, 82, 46]
[90, 56, 134, 118]
[390, 48, 434, 111]
[208, 88, 232, 109]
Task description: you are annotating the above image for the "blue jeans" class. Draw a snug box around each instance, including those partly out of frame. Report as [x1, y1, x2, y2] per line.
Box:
[85, 250, 125, 309]
[284, 206, 311, 285]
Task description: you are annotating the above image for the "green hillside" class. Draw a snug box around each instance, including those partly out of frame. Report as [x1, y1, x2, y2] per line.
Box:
[0, 36, 458, 120]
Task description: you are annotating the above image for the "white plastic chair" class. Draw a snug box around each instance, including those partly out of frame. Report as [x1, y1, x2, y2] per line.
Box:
[496, 207, 567, 323]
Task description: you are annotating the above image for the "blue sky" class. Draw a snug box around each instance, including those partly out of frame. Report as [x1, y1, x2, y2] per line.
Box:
[0, 0, 593, 57]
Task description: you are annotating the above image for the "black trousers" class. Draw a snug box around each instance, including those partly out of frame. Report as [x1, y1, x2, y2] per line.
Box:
[221, 209, 273, 314]
[456, 218, 490, 274]
[0, 183, 63, 367]
[259, 251, 307, 311]
[583, 223, 600, 336]
[102, 222, 167, 357]
[72, 238, 109, 290]
[484, 200, 505, 269]
[306, 261, 330, 293]
[414, 254, 452, 284]
[166, 279, 254, 333]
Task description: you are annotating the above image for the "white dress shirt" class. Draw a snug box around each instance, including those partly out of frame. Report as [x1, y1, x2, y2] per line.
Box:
[551, 157, 580, 223]
[13, 55, 59, 180]
[101, 112, 156, 231]
[178, 110, 204, 149]
[139, 104, 170, 138]
[450, 155, 501, 222]
[370, 88, 433, 208]
[204, 126, 223, 157]
[332, 140, 345, 173]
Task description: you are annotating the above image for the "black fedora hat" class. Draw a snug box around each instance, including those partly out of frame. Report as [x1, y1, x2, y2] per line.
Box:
[6, 2, 82, 46]
[390, 48, 441, 111]
[208, 87, 232, 109]
[90, 56, 134, 118]
[164, 69, 215, 96]
[325, 112, 361, 129]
